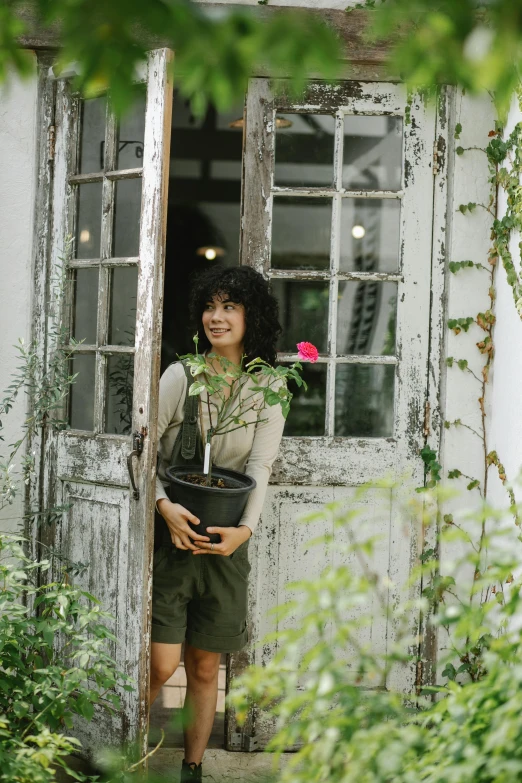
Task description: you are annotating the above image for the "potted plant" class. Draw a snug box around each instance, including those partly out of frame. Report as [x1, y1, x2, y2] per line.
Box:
[165, 338, 318, 542]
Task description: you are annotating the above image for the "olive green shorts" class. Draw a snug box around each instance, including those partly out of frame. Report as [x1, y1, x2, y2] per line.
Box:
[151, 518, 251, 653]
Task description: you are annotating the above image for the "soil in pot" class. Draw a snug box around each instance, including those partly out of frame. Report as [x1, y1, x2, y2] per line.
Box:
[180, 473, 233, 489]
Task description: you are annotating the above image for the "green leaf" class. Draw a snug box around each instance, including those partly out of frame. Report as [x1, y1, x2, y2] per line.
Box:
[454, 123, 462, 139]
[441, 663, 457, 680]
[188, 382, 208, 397]
[449, 260, 474, 273]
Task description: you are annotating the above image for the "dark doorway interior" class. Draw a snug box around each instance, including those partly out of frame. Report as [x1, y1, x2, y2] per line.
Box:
[160, 94, 244, 373]
[150, 92, 244, 749]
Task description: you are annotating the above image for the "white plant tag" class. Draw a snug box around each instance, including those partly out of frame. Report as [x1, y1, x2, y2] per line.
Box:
[204, 442, 211, 475]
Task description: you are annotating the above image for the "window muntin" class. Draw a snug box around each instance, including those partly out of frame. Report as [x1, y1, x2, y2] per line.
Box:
[67, 90, 145, 434]
[272, 110, 402, 438]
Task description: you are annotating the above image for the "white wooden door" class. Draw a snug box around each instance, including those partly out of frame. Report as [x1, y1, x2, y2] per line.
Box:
[227, 80, 441, 749]
[41, 50, 173, 757]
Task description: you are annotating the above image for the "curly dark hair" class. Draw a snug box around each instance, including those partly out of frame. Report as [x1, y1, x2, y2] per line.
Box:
[189, 266, 282, 366]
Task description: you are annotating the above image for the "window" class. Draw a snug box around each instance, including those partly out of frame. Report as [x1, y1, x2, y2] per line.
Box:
[66, 91, 145, 434]
[272, 112, 403, 437]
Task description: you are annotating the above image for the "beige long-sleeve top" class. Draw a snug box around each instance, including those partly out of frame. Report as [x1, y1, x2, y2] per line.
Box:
[155, 362, 286, 534]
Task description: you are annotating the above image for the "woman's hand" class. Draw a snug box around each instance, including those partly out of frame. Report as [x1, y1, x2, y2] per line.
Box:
[193, 525, 252, 556]
[156, 498, 210, 551]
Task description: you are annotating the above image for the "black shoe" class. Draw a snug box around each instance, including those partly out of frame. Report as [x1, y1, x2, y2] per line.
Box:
[181, 758, 203, 782]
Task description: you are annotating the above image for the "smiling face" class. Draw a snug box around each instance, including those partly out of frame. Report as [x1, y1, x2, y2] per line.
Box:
[201, 292, 246, 359]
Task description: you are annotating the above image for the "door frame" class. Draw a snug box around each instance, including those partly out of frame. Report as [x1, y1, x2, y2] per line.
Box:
[29, 56, 450, 753]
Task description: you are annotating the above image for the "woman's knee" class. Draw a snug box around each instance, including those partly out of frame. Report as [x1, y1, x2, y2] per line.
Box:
[150, 643, 181, 686]
[185, 648, 221, 685]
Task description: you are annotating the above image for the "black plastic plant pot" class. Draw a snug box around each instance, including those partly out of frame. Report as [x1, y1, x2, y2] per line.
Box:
[165, 464, 257, 544]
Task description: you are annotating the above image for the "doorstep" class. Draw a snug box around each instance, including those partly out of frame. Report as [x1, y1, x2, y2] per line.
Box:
[148, 748, 291, 782]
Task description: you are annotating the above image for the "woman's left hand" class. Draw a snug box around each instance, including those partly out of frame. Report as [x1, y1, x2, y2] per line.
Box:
[192, 525, 252, 556]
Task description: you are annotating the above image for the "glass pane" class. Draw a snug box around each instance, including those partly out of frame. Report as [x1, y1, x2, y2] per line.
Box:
[335, 364, 395, 437]
[340, 198, 400, 273]
[113, 179, 142, 257]
[76, 183, 102, 259]
[72, 268, 99, 344]
[284, 362, 326, 436]
[271, 197, 331, 270]
[117, 89, 146, 169]
[69, 354, 96, 431]
[106, 354, 134, 435]
[343, 115, 402, 191]
[337, 282, 397, 356]
[275, 114, 335, 187]
[108, 266, 138, 346]
[272, 280, 329, 354]
[79, 96, 106, 174]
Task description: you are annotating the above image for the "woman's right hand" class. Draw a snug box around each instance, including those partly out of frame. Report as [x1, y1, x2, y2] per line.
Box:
[156, 499, 210, 551]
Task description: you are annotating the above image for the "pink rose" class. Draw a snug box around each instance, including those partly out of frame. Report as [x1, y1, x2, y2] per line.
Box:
[296, 342, 319, 362]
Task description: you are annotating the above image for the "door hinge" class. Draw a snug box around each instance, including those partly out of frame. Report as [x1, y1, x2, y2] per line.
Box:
[423, 400, 431, 437]
[432, 141, 440, 176]
[48, 124, 56, 162]
[229, 732, 258, 752]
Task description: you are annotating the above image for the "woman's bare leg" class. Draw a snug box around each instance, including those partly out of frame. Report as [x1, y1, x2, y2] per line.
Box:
[183, 643, 221, 764]
[149, 642, 182, 705]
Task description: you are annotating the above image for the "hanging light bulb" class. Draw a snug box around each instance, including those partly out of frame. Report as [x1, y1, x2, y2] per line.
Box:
[351, 225, 365, 239]
[196, 246, 225, 260]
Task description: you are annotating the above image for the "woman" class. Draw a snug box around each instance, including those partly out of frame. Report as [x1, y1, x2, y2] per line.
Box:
[150, 266, 285, 782]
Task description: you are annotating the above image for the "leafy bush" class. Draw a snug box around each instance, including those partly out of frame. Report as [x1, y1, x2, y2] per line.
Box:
[229, 485, 522, 783]
[0, 258, 134, 782]
[0, 533, 132, 783]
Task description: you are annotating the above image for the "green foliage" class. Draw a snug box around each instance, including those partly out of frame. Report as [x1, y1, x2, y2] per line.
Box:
[458, 201, 478, 214]
[1, 254, 82, 522]
[419, 445, 441, 489]
[229, 486, 522, 783]
[180, 334, 308, 481]
[0, 251, 137, 781]
[0, 534, 131, 783]
[489, 121, 522, 317]
[448, 259, 480, 273]
[486, 136, 509, 163]
[348, 0, 522, 118]
[447, 316, 474, 334]
[3, 0, 342, 117]
[446, 357, 469, 371]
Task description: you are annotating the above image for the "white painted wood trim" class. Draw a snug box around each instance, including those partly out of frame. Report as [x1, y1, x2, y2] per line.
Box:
[133, 48, 174, 757]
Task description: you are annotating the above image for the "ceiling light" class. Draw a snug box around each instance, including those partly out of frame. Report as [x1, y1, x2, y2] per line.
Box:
[196, 246, 225, 260]
[351, 225, 365, 239]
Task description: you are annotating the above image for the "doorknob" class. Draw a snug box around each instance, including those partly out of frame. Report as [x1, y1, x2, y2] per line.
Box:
[127, 430, 145, 500]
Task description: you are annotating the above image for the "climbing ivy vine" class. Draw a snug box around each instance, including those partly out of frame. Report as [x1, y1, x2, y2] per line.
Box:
[438, 108, 522, 525]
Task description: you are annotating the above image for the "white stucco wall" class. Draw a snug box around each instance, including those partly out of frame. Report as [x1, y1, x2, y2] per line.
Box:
[0, 56, 38, 534]
[439, 92, 497, 502]
[487, 95, 522, 509]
